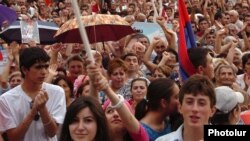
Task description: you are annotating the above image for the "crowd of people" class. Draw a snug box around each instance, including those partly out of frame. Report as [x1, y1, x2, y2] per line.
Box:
[0, 0, 250, 141]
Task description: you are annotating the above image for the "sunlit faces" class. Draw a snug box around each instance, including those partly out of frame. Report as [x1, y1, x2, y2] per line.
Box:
[172, 20, 179, 28]
[71, 43, 83, 54]
[124, 56, 139, 72]
[131, 80, 147, 102]
[9, 75, 22, 88]
[164, 51, 177, 66]
[222, 14, 230, 25]
[205, 34, 215, 46]
[69, 107, 97, 141]
[152, 69, 166, 79]
[105, 106, 124, 132]
[17, 0, 25, 6]
[217, 67, 236, 86]
[229, 12, 238, 23]
[81, 84, 90, 97]
[179, 94, 215, 128]
[110, 67, 127, 90]
[57, 79, 71, 99]
[68, 60, 84, 78]
[154, 44, 166, 56]
[198, 20, 209, 32]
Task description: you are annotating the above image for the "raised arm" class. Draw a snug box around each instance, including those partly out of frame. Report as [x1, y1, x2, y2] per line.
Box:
[156, 17, 177, 51]
[143, 37, 159, 73]
[86, 62, 141, 134]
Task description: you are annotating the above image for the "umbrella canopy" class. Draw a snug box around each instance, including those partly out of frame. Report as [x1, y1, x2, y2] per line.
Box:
[0, 4, 17, 27]
[0, 20, 59, 44]
[54, 14, 135, 44]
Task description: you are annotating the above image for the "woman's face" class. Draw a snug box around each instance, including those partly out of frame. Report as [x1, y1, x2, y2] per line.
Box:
[81, 84, 90, 96]
[9, 75, 22, 88]
[244, 58, 250, 75]
[152, 69, 166, 79]
[68, 60, 84, 78]
[172, 20, 179, 28]
[154, 41, 166, 56]
[69, 107, 97, 141]
[105, 106, 125, 133]
[110, 67, 127, 90]
[58, 79, 71, 98]
[131, 80, 147, 102]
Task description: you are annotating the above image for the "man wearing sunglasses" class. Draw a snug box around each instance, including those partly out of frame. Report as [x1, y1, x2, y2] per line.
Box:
[0, 47, 66, 141]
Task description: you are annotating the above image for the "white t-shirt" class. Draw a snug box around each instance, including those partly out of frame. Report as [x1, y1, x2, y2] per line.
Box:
[0, 83, 67, 141]
[156, 124, 184, 141]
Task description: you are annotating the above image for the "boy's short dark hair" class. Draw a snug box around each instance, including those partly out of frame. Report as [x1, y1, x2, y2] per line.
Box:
[179, 74, 216, 107]
[19, 47, 50, 78]
[188, 47, 210, 69]
[122, 53, 138, 62]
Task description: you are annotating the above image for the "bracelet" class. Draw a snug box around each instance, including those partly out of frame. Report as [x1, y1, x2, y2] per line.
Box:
[109, 94, 125, 109]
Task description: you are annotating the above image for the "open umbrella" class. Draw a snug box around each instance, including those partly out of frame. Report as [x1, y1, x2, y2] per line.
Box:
[0, 4, 17, 27]
[54, 14, 135, 44]
[0, 20, 59, 44]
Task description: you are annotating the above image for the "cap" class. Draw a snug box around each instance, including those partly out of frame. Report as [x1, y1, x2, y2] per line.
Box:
[215, 86, 244, 113]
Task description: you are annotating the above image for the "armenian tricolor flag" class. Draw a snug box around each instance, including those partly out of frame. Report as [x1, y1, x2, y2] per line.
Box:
[178, 0, 197, 81]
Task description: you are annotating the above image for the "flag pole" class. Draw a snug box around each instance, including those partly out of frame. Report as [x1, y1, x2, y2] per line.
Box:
[71, 0, 95, 62]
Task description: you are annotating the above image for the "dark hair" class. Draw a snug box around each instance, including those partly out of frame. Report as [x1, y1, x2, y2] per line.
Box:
[66, 55, 84, 67]
[179, 74, 216, 107]
[59, 96, 109, 141]
[52, 75, 74, 98]
[165, 48, 178, 62]
[19, 47, 50, 78]
[56, 67, 67, 76]
[107, 59, 128, 76]
[242, 52, 250, 70]
[155, 48, 178, 65]
[210, 105, 240, 125]
[198, 17, 209, 24]
[75, 80, 90, 98]
[135, 78, 176, 120]
[214, 11, 222, 20]
[188, 47, 210, 69]
[122, 53, 139, 62]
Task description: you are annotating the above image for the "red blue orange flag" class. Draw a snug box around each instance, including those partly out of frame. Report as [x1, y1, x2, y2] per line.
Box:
[178, 0, 197, 81]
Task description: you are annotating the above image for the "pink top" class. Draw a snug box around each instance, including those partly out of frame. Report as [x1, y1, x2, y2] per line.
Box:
[129, 124, 149, 141]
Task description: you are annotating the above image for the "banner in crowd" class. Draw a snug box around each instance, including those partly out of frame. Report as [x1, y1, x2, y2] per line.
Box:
[178, 0, 197, 81]
[131, 22, 172, 42]
[20, 20, 40, 44]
